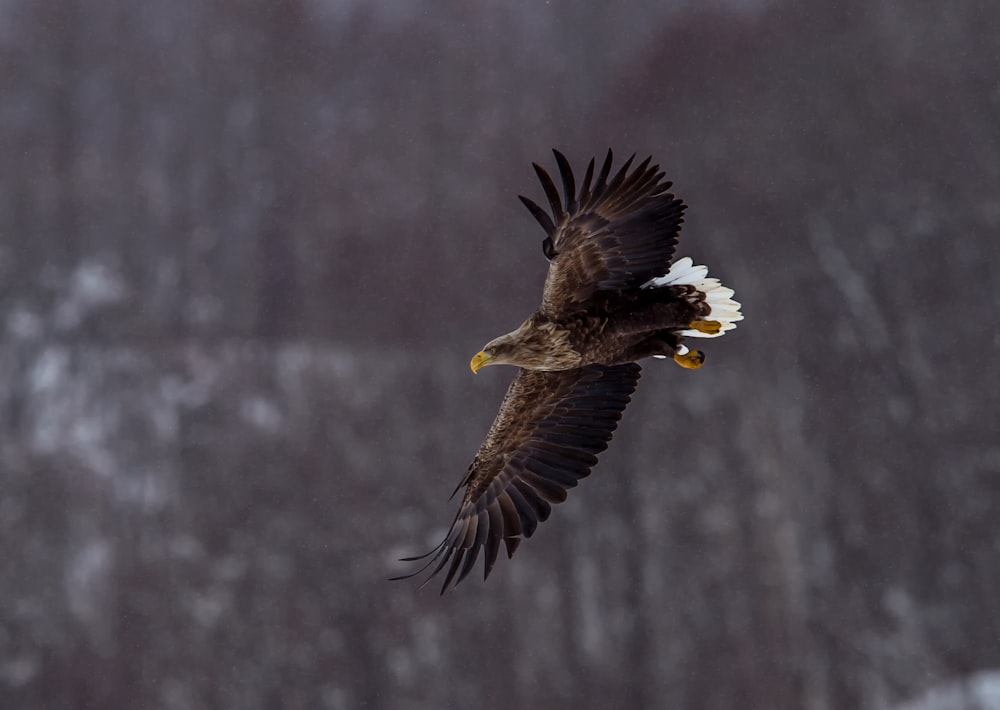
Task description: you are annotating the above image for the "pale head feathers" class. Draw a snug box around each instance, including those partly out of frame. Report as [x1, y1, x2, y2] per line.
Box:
[479, 319, 581, 371]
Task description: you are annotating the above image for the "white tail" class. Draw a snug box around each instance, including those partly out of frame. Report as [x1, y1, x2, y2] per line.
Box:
[642, 257, 743, 337]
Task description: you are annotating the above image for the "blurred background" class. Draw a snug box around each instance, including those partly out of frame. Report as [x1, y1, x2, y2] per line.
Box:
[2, 0, 999, 708]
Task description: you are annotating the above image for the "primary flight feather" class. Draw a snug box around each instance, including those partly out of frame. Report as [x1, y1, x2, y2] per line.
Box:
[394, 150, 743, 593]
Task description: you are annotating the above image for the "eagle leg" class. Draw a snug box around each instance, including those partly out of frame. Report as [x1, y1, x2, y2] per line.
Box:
[673, 349, 705, 369]
[687, 319, 723, 335]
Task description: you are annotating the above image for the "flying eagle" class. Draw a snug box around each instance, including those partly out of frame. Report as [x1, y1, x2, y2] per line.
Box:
[395, 150, 742, 593]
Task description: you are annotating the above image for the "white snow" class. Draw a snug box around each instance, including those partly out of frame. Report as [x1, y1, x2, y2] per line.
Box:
[888, 671, 1000, 710]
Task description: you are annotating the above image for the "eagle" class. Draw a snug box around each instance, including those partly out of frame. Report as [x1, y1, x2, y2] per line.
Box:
[394, 150, 742, 593]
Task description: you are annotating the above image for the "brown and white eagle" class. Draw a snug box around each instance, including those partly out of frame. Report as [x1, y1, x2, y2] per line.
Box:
[395, 150, 742, 593]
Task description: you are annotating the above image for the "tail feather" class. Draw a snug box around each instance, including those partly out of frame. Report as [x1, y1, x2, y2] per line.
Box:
[642, 257, 743, 337]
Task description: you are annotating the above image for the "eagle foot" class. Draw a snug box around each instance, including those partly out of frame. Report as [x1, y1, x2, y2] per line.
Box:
[673, 349, 705, 369]
[688, 319, 722, 335]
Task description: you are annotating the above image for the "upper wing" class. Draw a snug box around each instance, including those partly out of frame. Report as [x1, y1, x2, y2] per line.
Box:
[395, 363, 641, 594]
[519, 149, 687, 314]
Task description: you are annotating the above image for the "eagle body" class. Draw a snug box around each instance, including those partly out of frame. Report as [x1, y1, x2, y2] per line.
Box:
[395, 150, 743, 593]
[490, 286, 709, 371]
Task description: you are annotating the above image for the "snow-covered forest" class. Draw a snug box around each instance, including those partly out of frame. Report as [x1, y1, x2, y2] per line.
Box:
[2, 1, 999, 708]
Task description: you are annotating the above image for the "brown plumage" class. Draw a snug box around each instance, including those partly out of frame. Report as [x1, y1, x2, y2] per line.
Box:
[394, 150, 743, 593]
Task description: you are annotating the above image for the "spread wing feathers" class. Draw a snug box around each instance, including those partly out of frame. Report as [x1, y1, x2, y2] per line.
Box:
[393, 363, 641, 594]
[518, 149, 687, 312]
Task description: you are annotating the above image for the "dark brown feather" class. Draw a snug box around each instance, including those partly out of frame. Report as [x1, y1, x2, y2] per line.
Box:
[553, 150, 577, 213]
[392, 364, 641, 593]
[519, 150, 686, 312]
[533, 162, 565, 225]
[518, 195, 556, 237]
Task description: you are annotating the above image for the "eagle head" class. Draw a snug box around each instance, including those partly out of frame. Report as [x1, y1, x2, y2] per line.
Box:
[471, 319, 579, 373]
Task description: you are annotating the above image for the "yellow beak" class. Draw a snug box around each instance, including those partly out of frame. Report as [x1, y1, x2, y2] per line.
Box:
[470, 350, 493, 374]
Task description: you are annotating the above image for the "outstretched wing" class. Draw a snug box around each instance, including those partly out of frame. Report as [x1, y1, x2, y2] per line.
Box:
[394, 363, 641, 594]
[519, 149, 687, 314]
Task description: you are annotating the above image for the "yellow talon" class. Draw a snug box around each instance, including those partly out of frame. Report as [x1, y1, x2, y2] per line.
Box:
[688, 319, 722, 335]
[673, 349, 705, 369]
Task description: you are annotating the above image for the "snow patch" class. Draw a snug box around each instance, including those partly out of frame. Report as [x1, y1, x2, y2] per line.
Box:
[54, 259, 127, 330]
[240, 395, 284, 433]
[888, 671, 1000, 710]
[0, 655, 39, 687]
[6, 305, 43, 341]
[65, 538, 114, 628]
